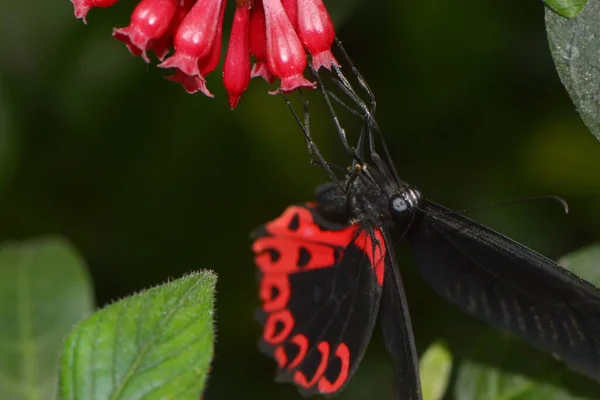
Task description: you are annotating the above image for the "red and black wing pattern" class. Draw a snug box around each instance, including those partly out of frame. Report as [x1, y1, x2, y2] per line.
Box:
[252, 203, 386, 396]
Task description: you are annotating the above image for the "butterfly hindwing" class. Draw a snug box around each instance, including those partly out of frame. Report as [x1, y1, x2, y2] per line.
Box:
[410, 200, 600, 380]
[252, 204, 386, 396]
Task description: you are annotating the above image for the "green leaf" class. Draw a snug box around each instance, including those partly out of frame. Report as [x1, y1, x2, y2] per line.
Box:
[544, 0, 588, 18]
[60, 270, 217, 400]
[558, 243, 600, 285]
[420, 341, 452, 400]
[0, 236, 94, 400]
[546, 2, 600, 141]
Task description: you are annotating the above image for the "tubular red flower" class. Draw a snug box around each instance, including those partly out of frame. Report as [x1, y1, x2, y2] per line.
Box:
[223, 5, 251, 109]
[195, 0, 227, 97]
[72, 0, 118, 23]
[158, 0, 225, 77]
[165, 71, 211, 96]
[146, 33, 171, 61]
[71, 0, 339, 101]
[262, 0, 315, 93]
[281, 0, 298, 30]
[148, 0, 195, 61]
[249, 0, 274, 83]
[297, 0, 338, 71]
[113, 0, 178, 63]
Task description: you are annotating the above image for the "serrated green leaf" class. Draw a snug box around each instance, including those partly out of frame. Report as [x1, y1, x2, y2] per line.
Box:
[420, 341, 452, 400]
[544, 0, 588, 18]
[558, 243, 600, 285]
[60, 270, 217, 400]
[546, 2, 600, 141]
[0, 236, 94, 400]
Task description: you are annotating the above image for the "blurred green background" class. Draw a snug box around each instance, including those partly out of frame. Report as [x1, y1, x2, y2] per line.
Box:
[1, 0, 600, 398]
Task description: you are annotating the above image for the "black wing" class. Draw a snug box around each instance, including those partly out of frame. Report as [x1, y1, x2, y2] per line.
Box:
[252, 204, 385, 396]
[380, 233, 423, 400]
[409, 200, 600, 381]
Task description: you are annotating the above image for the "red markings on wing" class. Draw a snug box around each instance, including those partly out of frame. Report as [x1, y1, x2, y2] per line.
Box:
[294, 341, 331, 388]
[318, 343, 351, 394]
[274, 346, 287, 368]
[253, 204, 386, 395]
[254, 238, 342, 275]
[261, 205, 354, 246]
[287, 334, 309, 369]
[260, 275, 290, 313]
[355, 229, 386, 286]
[263, 310, 294, 344]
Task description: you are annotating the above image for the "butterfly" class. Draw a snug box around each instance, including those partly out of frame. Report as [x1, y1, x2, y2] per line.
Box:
[251, 44, 600, 399]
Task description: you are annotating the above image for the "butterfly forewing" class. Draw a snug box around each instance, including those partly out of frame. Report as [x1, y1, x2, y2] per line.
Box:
[410, 200, 600, 380]
[252, 204, 386, 396]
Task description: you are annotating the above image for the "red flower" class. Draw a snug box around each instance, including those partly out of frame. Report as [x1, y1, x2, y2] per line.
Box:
[223, 4, 252, 108]
[113, 0, 178, 62]
[297, 0, 338, 70]
[165, 71, 211, 95]
[281, 0, 298, 30]
[158, 0, 226, 77]
[71, 0, 119, 23]
[70, 0, 338, 108]
[262, 0, 315, 94]
[151, 0, 196, 61]
[249, 0, 274, 84]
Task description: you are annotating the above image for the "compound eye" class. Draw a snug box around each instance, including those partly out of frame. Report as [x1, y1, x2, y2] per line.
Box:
[391, 196, 408, 214]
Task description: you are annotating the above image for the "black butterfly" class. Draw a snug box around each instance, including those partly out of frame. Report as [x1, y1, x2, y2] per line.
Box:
[251, 41, 600, 399]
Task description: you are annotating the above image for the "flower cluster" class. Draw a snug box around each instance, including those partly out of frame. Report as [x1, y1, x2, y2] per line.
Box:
[71, 0, 338, 108]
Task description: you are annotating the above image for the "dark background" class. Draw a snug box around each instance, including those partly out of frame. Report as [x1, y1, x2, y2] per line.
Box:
[1, 0, 600, 398]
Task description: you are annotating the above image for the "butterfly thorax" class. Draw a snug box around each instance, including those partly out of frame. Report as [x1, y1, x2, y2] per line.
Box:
[315, 169, 422, 233]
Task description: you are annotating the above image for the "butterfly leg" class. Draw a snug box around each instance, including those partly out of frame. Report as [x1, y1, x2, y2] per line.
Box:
[282, 93, 342, 188]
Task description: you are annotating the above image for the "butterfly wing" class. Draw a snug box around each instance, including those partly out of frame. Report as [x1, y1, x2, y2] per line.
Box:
[252, 203, 386, 396]
[380, 233, 423, 400]
[409, 200, 600, 380]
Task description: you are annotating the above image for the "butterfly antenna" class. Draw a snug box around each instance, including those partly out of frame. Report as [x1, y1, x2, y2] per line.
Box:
[282, 93, 342, 189]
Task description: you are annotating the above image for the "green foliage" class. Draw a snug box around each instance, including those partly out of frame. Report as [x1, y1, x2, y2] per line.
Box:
[546, 1, 600, 141]
[60, 270, 217, 400]
[420, 341, 452, 400]
[544, 0, 588, 18]
[0, 237, 94, 400]
[559, 243, 600, 281]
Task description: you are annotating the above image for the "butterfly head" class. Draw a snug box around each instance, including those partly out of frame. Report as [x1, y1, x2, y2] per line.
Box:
[390, 186, 421, 216]
[335, 164, 421, 232]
